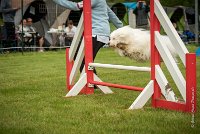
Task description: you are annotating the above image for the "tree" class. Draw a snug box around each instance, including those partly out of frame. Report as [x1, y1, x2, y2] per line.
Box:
[160, 0, 195, 7]
[107, 0, 195, 7]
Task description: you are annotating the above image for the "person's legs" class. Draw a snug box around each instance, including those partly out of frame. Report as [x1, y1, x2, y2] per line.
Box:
[59, 35, 65, 46]
[79, 36, 105, 74]
[65, 37, 73, 46]
[39, 37, 44, 48]
[38, 36, 44, 52]
[65, 38, 71, 47]
[4, 22, 16, 50]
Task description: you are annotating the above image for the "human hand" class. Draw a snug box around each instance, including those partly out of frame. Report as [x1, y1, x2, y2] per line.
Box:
[77, 1, 83, 9]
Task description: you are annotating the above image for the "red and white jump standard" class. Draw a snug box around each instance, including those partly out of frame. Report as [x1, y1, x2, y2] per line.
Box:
[65, 0, 196, 113]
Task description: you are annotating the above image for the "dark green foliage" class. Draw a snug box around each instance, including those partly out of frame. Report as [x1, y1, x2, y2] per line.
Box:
[107, 0, 195, 7]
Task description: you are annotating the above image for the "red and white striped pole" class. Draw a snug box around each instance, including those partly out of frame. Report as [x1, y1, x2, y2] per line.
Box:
[83, 0, 94, 94]
[150, 0, 161, 107]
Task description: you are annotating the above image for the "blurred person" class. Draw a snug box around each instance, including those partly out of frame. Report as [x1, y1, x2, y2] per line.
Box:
[0, 0, 18, 49]
[133, 0, 150, 29]
[53, 0, 123, 74]
[16, 19, 34, 50]
[64, 20, 77, 46]
[26, 18, 44, 52]
[18, 19, 31, 37]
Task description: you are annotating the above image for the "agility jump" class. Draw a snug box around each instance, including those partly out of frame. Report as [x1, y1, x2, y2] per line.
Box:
[65, 0, 196, 113]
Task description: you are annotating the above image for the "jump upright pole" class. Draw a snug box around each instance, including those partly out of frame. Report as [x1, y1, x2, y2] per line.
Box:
[149, 0, 197, 113]
[150, 0, 161, 108]
[65, 0, 196, 113]
[83, 0, 94, 94]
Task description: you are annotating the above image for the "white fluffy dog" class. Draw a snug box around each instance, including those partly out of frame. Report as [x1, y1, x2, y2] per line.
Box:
[109, 26, 177, 62]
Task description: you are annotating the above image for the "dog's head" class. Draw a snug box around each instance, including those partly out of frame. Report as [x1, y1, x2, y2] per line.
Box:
[109, 32, 125, 47]
[109, 28, 132, 50]
[109, 26, 152, 62]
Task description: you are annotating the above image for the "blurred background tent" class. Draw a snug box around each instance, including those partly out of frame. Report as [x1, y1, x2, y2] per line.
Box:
[164, 6, 200, 43]
[164, 6, 196, 33]
[6, 0, 82, 46]
[12, 0, 133, 46]
[1, 0, 198, 46]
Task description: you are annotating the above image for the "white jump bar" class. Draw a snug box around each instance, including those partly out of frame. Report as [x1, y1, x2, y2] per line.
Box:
[89, 63, 151, 72]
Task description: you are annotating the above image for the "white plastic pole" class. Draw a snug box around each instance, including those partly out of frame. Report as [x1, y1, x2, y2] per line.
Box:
[89, 63, 151, 72]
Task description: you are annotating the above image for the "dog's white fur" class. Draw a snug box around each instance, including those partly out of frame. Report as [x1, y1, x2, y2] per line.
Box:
[109, 26, 177, 62]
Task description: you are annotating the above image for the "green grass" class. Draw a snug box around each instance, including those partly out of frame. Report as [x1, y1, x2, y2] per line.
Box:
[0, 45, 200, 134]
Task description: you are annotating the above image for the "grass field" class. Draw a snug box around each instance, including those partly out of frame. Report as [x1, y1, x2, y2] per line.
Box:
[0, 45, 200, 134]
